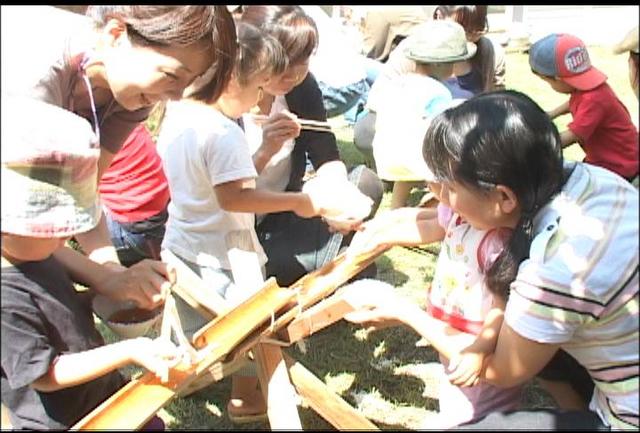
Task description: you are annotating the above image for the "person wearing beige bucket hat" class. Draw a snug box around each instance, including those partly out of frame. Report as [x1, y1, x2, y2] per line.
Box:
[404, 19, 477, 64]
[612, 26, 639, 100]
[371, 20, 476, 209]
[1, 97, 185, 431]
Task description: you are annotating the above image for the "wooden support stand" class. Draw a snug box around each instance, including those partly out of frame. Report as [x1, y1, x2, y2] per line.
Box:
[72, 246, 387, 430]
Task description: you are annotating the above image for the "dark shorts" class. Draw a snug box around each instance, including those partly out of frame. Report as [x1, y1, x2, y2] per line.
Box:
[537, 349, 595, 405]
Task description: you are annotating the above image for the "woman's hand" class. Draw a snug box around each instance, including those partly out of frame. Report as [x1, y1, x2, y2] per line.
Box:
[128, 337, 185, 383]
[259, 110, 301, 157]
[93, 259, 176, 310]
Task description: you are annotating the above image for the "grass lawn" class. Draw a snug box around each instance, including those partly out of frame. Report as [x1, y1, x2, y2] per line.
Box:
[96, 44, 638, 430]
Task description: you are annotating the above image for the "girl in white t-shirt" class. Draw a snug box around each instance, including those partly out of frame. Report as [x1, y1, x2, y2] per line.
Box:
[157, 22, 346, 423]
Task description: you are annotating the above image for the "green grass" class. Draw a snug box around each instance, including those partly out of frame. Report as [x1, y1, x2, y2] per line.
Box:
[96, 45, 637, 430]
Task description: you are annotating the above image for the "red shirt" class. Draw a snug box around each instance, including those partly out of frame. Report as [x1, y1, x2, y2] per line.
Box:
[568, 83, 639, 179]
[99, 125, 170, 223]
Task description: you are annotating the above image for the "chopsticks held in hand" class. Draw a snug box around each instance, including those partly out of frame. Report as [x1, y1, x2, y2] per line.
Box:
[251, 114, 333, 133]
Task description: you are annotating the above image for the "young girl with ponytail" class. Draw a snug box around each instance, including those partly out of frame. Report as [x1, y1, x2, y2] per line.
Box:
[344, 90, 638, 430]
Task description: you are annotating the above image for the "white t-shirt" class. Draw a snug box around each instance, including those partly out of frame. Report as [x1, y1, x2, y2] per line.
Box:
[372, 73, 452, 181]
[242, 96, 296, 195]
[157, 100, 266, 269]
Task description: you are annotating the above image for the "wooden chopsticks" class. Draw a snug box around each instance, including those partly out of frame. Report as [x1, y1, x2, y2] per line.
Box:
[250, 114, 333, 133]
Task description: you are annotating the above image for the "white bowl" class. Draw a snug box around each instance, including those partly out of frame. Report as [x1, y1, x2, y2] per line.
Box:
[92, 294, 162, 339]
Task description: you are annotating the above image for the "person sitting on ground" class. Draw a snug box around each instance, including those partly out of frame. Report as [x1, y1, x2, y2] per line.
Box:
[358, 6, 433, 63]
[1, 97, 182, 431]
[371, 20, 475, 209]
[301, 5, 372, 120]
[433, 5, 505, 95]
[354, 5, 504, 172]
[344, 90, 638, 430]
[530, 33, 639, 186]
[239, 5, 383, 288]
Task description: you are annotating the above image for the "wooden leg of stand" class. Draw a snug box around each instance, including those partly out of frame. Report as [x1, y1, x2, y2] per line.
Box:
[253, 343, 302, 430]
[283, 354, 379, 430]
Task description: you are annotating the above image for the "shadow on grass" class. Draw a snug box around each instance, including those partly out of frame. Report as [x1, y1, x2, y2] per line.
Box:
[375, 254, 410, 287]
[163, 377, 274, 430]
[286, 320, 441, 430]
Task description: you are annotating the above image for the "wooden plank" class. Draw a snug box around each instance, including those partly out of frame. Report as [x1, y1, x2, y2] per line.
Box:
[71, 247, 386, 430]
[254, 343, 303, 430]
[267, 247, 387, 337]
[160, 249, 228, 318]
[283, 354, 379, 430]
[71, 278, 293, 430]
[280, 292, 355, 343]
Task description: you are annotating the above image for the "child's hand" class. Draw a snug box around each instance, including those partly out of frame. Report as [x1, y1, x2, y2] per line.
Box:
[342, 281, 413, 329]
[346, 209, 409, 258]
[446, 349, 486, 388]
[129, 337, 184, 383]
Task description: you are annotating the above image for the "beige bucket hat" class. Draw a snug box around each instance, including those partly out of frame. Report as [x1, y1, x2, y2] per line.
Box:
[404, 20, 477, 64]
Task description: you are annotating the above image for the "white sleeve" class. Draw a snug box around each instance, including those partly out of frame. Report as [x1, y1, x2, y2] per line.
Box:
[504, 281, 578, 344]
[204, 123, 257, 187]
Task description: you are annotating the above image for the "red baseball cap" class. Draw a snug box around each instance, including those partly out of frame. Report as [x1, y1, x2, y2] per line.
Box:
[529, 33, 607, 91]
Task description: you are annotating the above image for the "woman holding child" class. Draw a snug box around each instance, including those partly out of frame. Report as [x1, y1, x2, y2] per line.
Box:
[345, 91, 638, 429]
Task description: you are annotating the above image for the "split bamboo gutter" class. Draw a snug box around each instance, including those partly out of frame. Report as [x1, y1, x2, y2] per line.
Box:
[71, 246, 387, 430]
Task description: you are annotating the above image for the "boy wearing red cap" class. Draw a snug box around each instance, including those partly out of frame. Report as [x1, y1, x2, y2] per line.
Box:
[530, 33, 639, 185]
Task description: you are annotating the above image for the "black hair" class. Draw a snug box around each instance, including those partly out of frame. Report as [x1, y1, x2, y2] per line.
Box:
[423, 90, 565, 298]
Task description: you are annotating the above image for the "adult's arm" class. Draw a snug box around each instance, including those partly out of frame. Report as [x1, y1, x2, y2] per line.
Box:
[480, 323, 561, 388]
[73, 211, 120, 264]
[285, 73, 341, 191]
[52, 246, 174, 309]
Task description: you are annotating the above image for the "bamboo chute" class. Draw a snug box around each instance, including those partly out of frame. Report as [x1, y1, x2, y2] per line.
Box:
[71, 246, 387, 430]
